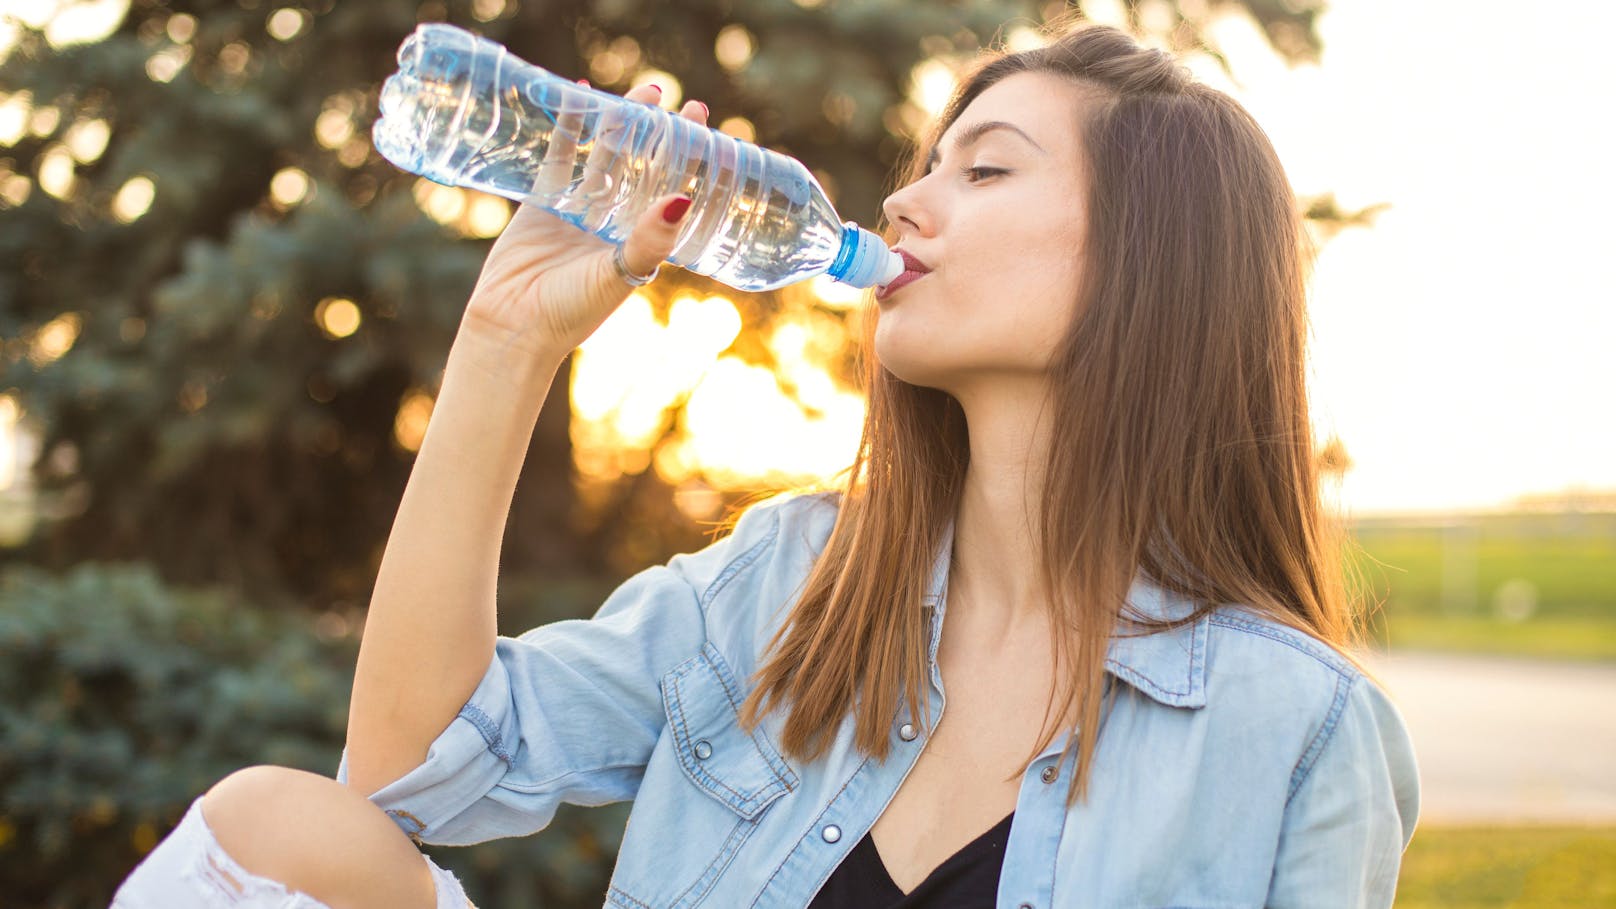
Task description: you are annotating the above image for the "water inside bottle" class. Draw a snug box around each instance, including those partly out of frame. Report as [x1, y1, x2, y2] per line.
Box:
[373, 24, 889, 291]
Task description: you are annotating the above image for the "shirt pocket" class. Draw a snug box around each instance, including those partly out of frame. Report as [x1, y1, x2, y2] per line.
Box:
[606, 641, 799, 909]
[661, 640, 799, 819]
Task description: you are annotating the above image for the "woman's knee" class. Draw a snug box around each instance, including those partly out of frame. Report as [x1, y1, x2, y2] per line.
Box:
[201, 764, 439, 909]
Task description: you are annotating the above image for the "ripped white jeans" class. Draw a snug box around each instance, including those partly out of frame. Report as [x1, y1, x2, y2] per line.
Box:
[110, 794, 474, 908]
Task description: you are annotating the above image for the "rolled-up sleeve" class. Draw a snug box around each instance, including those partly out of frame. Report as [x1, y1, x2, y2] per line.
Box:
[1265, 671, 1422, 908]
[336, 494, 791, 846]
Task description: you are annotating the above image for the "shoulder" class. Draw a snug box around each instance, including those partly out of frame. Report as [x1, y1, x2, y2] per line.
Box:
[742, 487, 843, 525]
[1200, 607, 1414, 799]
[667, 490, 839, 603]
[1205, 607, 1365, 688]
[689, 490, 841, 655]
[1203, 608, 1421, 851]
[718, 488, 841, 565]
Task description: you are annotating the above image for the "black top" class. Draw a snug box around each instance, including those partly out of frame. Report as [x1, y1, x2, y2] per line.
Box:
[808, 811, 1015, 908]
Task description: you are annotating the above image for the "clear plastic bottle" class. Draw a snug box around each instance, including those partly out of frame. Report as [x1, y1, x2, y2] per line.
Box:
[373, 22, 903, 292]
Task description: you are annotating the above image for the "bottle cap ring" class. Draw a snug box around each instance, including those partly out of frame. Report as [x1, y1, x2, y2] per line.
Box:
[612, 244, 661, 286]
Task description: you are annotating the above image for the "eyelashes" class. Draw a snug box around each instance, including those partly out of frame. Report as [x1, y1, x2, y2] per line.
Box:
[921, 165, 1008, 183]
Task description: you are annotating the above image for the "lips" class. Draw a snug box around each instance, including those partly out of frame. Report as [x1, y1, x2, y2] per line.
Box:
[875, 269, 927, 301]
[877, 248, 932, 301]
[895, 249, 932, 274]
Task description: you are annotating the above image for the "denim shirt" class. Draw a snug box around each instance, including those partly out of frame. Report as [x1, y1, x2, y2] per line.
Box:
[336, 491, 1421, 908]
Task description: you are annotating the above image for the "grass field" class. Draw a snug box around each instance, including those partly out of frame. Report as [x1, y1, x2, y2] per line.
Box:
[1346, 511, 1616, 662]
[1342, 514, 1616, 903]
[1397, 824, 1616, 907]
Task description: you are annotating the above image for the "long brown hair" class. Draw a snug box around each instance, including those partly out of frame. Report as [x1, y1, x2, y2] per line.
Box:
[730, 13, 1375, 809]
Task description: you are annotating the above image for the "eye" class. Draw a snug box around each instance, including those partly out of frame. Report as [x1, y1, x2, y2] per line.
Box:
[922, 162, 1006, 182]
[959, 166, 1006, 183]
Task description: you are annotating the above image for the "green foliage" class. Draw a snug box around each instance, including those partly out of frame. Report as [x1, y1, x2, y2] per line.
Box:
[0, 561, 355, 906]
[1396, 824, 1616, 908]
[0, 0, 1329, 604]
[0, 2, 1336, 904]
[1347, 512, 1616, 660]
[0, 560, 643, 908]
[1372, 613, 1616, 663]
[1352, 513, 1616, 620]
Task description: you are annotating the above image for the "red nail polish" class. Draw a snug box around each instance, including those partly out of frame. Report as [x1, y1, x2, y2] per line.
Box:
[577, 78, 590, 87]
[695, 101, 709, 118]
[649, 83, 662, 94]
[662, 197, 692, 223]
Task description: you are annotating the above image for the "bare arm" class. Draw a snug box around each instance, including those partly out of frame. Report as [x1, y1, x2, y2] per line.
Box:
[341, 82, 707, 798]
[342, 331, 564, 800]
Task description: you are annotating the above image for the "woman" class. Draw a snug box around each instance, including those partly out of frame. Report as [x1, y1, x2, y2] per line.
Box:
[113, 14, 1419, 909]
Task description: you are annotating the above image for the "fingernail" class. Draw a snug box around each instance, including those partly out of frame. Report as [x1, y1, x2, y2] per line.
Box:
[662, 196, 692, 223]
[649, 83, 662, 94]
[577, 78, 590, 87]
[695, 101, 709, 118]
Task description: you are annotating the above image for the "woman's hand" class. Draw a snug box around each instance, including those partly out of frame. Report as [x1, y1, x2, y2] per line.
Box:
[459, 82, 708, 360]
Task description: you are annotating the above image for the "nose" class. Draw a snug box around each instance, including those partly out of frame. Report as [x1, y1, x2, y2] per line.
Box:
[881, 178, 928, 237]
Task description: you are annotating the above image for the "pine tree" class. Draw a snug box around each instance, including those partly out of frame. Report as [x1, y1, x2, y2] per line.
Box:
[0, 0, 1335, 608]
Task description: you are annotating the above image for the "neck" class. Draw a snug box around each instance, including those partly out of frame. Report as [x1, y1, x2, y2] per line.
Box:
[948, 379, 1057, 640]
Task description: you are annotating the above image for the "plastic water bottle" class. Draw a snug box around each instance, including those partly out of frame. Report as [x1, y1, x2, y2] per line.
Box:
[373, 22, 903, 292]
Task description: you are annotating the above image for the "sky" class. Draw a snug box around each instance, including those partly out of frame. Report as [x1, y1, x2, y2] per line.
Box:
[1167, 0, 1616, 515]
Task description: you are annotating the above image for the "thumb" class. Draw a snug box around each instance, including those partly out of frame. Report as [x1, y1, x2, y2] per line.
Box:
[613, 193, 694, 284]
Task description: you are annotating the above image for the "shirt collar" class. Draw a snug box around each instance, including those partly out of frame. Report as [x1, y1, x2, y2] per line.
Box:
[924, 513, 1211, 712]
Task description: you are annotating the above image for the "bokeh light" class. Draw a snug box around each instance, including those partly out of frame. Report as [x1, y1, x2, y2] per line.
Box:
[584, 35, 640, 86]
[714, 25, 755, 72]
[165, 13, 197, 43]
[0, 170, 30, 208]
[266, 8, 309, 42]
[0, 91, 32, 145]
[111, 175, 155, 223]
[464, 195, 511, 237]
[35, 143, 75, 198]
[63, 117, 109, 162]
[269, 166, 312, 207]
[29, 312, 81, 367]
[32, 0, 128, 49]
[470, 0, 510, 22]
[145, 44, 191, 82]
[393, 388, 434, 453]
[314, 297, 362, 339]
[570, 291, 861, 490]
[26, 104, 58, 137]
[314, 107, 354, 148]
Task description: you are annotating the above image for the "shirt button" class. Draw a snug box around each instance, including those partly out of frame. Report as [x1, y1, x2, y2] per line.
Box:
[821, 824, 842, 843]
[1040, 765, 1058, 783]
[898, 723, 918, 741]
[694, 740, 712, 760]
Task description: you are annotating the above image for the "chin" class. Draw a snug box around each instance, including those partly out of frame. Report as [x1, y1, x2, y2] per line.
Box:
[872, 347, 960, 395]
[871, 309, 980, 395]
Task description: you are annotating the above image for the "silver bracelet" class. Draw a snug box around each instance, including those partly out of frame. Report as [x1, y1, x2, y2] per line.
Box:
[612, 243, 660, 286]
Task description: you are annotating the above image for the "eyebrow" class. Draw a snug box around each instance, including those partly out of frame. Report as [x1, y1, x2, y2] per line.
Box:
[925, 121, 1047, 169]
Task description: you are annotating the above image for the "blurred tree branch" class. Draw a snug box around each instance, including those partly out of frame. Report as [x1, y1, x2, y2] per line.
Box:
[0, 0, 1348, 605]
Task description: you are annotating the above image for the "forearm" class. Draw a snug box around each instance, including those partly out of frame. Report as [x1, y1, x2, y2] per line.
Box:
[343, 328, 568, 798]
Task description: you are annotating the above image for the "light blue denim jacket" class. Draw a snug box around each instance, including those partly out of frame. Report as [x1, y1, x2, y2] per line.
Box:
[337, 490, 1421, 908]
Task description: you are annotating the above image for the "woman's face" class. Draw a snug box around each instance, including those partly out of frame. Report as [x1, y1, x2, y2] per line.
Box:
[876, 71, 1097, 397]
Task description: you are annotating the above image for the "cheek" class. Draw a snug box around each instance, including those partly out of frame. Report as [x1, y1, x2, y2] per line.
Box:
[957, 210, 1084, 303]
[957, 241, 1082, 344]
[870, 215, 1086, 381]
[1008, 226, 1086, 337]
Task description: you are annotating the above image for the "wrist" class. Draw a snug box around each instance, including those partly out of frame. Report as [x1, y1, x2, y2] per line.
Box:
[447, 322, 571, 391]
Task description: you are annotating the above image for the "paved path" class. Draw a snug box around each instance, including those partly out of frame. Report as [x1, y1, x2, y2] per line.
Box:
[1354, 648, 1616, 825]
